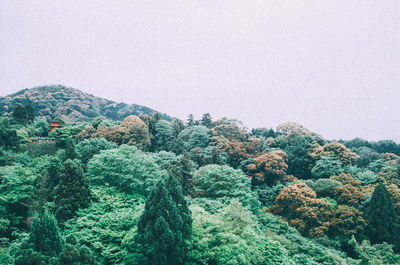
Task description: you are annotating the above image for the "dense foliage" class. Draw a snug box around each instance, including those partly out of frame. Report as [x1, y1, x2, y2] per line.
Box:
[1, 87, 400, 264]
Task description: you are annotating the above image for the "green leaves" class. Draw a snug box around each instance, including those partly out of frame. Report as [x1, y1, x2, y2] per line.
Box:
[311, 156, 343, 179]
[135, 175, 192, 265]
[54, 159, 91, 222]
[76, 138, 117, 164]
[187, 201, 291, 265]
[87, 145, 163, 196]
[29, 213, 63, 257]
[366, 183, 399, 248]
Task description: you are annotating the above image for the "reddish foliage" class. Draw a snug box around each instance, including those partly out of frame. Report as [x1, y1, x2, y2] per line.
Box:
[330, 205, 366, 237]
[331, 173, 361, 186]
[267, 181, 334, 237]
[334, 184, 365, 207]
[247, 150, 288, 185]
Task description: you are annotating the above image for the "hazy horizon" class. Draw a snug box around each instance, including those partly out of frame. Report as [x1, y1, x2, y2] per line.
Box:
[1, 1, 399, 142]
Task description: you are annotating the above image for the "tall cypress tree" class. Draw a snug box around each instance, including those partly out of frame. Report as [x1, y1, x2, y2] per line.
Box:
[29, 213, 64, 257]
[136, 175, 192, 265]
[55, 159, 91, 222]
[24, 104, 35, 122]
[365, 183, 399, 246]
[14, 213, 64, 265]
[12, 103, 27, 124]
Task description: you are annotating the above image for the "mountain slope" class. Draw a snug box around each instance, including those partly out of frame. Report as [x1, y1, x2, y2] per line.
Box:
[0, 85, 172, 122]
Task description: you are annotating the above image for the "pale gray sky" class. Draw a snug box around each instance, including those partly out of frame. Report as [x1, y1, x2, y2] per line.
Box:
[1, 1, 399, 142]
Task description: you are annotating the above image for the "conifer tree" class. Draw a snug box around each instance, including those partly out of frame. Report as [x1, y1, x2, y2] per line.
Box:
[12, 103, 27, 124]
[55, 159, 91, 222]
[200, 113, 212, 128]
[187, 114, 194, 126]
[29, 213, 64, 257]
[24, 104, 35, 122]
[136, 175, 192, 265]
[365, 183, 399, 247]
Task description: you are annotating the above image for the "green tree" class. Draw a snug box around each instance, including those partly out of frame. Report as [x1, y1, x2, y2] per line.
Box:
[187, 114, 195, 126]
[32, 156, 62, 213]
[59, 235, 97, 265]
[200, 113, 212, 128]
[135, 175, 192, 265]
[0, 118, 19, 150]
[86, 145, 162, 195]
[29, 213, 64, 257]
[284, 133, 317, 179]
[24, 104, 35, 122]
[193, 165, 251, 200]
[119, 115, 151, 150]
[34, 119, 50, 137]
[365, 183, 399, 247]
[75, 138, 117, 164]
[186, 201, 291, 265]
[154, 120, 174, 152]
[311, 156, 343, 179]
[54, 159, 91, 222]
[14, 213, 64, 265]
[12, 103, 27, 124]
[178, 125, 210, 151]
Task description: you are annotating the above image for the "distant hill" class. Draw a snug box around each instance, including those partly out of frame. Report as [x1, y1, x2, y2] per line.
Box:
[0, 85, 172, 122]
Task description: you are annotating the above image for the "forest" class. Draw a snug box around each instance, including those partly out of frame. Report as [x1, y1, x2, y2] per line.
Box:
[1, 88, 400, 264]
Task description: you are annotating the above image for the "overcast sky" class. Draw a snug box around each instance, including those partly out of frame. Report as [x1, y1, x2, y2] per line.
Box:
[1, 1, 399, 142]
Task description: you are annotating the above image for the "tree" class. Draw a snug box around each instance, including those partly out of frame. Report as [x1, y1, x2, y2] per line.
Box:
[135, 175, 192, 265]
[246, 150, 288, 186]
[365, 183, 399, 247]
[371, 140, 400, 156]
[187, 114, 195, 126]
[166, 153, 195, 196]
[268, 181, 334, 237]
[77, 125, 96, 142]
[276, 122, 311, 135]
[251, 128, 275, 138]
[178, 125, 211, 151]
[200, 113, 212, 128]
[283, 133, 318, 179]
[0, 118, 19, 150]
[350, 239, 400, 265]
[75, 138, 117, 164]
[192, 165, 253, 203]
[32, 156, 62, 213]
[86, 145, 162, 195]
[154, 120, 174, 152]
[305, 178, 342, 198]
[14, 213, 64, 265]
[211, 121, 248, 142]
[219, 138, 260, 168]
[12, 103, 27, 124]
[333, 184, 365, 207]
[55, 159, 91, 222]
[330, 205, 366, 237]
[352, 147, 380, 168]
[29, 213, 64, 257]
[311, 156, 343, 179]
[119, 115, 151, 150]
[93, 125, 123, 145]
[148, 113, 162, 151]
[24, 104, 35, 122]
[311, 142, 359, 166]
[186, 201, 292, 265]
[59, 235, 96, 265]
[34, 119, 50, 137]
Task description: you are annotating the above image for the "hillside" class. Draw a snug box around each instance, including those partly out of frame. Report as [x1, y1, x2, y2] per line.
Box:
[0, 85, 172, 122]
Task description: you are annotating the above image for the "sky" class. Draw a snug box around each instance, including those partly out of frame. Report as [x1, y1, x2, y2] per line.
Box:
[1, 1, 399, 142]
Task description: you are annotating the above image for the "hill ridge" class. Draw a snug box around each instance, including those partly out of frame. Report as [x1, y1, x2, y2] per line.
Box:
[0, 84, 172, 122]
